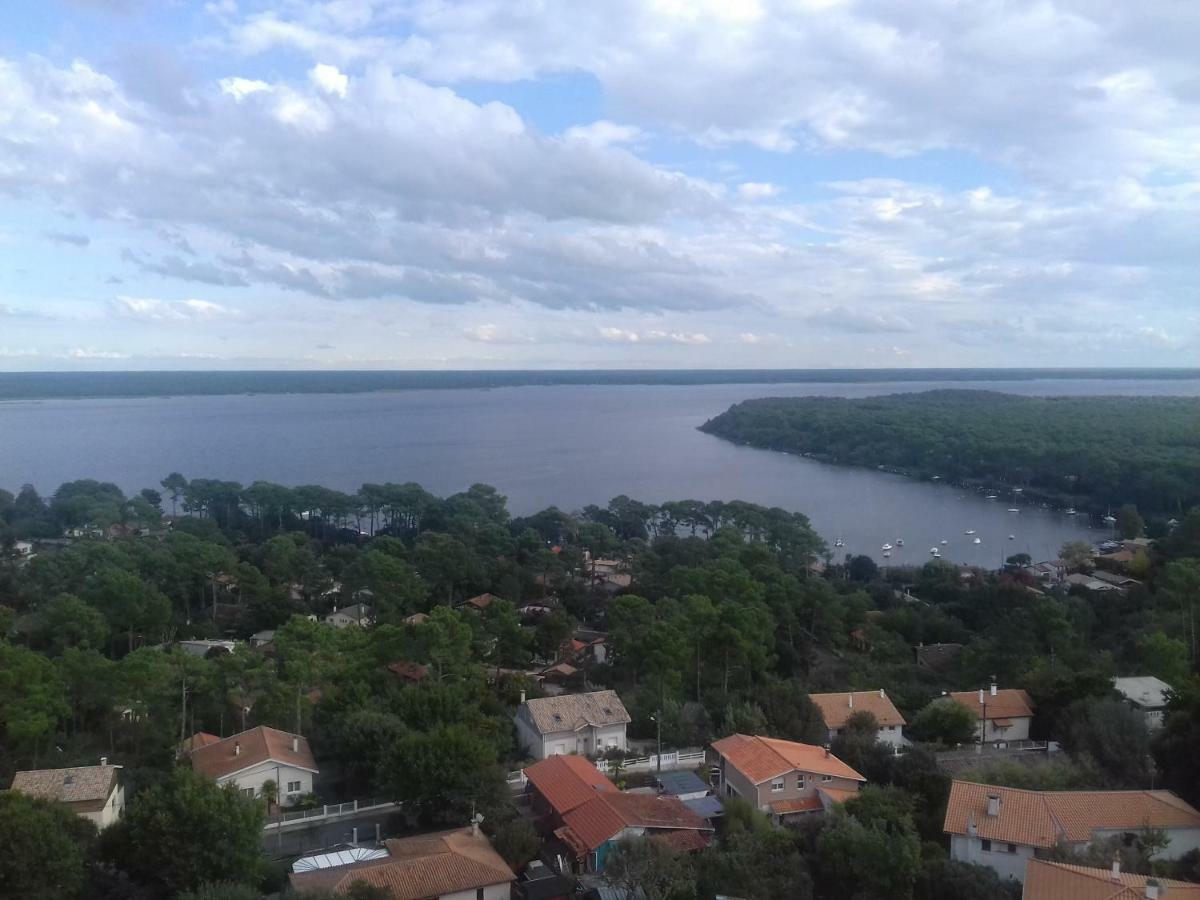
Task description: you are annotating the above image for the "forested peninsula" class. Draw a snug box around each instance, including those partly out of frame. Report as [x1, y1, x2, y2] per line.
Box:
[700, 390, 1200, 519]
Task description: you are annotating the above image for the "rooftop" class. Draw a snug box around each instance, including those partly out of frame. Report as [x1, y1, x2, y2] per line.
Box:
[810, 690, 906, 729]
[944, 781, 1200, 849]
[711, 734, 866, 785]
[947, 688, 1035, 721]
[524, 754, 616, 816]
[559, 791, 711, 854]
[288, 827, 515, 898]
[655, 770, 708, 797]
[520, 690, 631, 735]
[1023, 859, 1200, 899]
[1112, 676, 1173, 710]
[188, 725, 317, 781]
[11, 765, 119, 807]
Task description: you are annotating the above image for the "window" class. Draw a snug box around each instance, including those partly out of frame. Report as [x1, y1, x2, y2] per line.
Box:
[771, 779, 785, 792]
[796, 775, 806, 788]
[980, 839, 992, 852]
[476, 889, 485, 900]
[821, 775, 833, 783]
[242, 788, 255, 798]
[287, 781, 301, 793]
[1007, 844, 1018, 854]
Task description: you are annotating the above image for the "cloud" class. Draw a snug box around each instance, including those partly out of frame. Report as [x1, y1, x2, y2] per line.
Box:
[737, 182, 779, 200]
[805, 305, 916, 333]
[309, 63, 348, 98]
[219, 76, 271, 100]
[564, 120, 643, 147]
[44, 230, 91, 247]
[598, 327, 711, 344]
[112, 296, 235, 322]
[65, 347, 131, 359]
[122, 250, 248, 286]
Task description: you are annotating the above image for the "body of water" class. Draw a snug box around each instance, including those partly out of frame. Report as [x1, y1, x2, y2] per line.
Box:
[3, 375, 1197, 566]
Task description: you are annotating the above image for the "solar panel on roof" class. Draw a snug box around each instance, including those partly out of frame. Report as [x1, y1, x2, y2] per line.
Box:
[291, 846, 389, 872]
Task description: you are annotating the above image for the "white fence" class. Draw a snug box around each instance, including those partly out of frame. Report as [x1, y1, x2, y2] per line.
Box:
[263, 798, 397, 831]
[507, 748, 705, 790]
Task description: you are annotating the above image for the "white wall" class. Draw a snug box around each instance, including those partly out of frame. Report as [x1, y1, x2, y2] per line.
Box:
[981, 716, 1031, 742]
[949, 834, 1034, 882]
[216, 760, 314, 803]
[515, 714, 627, 760]
[80, 785, 125, 830]
[1092, 827, 1200, 860]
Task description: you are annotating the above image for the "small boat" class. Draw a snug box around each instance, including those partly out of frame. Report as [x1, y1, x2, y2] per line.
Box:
[1008, 534, 1015, 540]
[1007, 508, 1020, 513]
[896, 539, 904, 547]
[965, 529, 976, 535]
[929, 547, 940, 555]
[985, 494, 997, 500]
[882, 550, 891, 558]
[1065, 508, 1077, 515]
[834, 538, 844, 548]
[881, 543, 893, 552]
[1013, 488, 1023, 493]
[973, 537, 982, 544]
[940, 539, 948, 545]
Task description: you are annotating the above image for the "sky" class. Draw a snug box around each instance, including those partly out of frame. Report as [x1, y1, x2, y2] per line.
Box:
[0, 0, 1197, 371]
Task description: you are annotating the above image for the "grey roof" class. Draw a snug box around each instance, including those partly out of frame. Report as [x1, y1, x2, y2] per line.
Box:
[1113, 676, 1173, 710]
[656, 771, 707, 796]
[684, 795, 725, 819]
[520, 690, 630, 735]
[11, 765, 118, 805]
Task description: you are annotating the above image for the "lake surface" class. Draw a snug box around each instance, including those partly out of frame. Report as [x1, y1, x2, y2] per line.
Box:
[3, 375, 1198, 566]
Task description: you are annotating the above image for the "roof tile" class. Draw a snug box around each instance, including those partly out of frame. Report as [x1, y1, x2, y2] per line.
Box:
[712, 734, 866, 784]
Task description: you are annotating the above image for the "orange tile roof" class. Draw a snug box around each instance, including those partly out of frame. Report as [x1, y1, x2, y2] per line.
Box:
[948, 688, 1034, 721]
[179, 732, 222, 754]
[648, 829, 712, 853]
[1023, 860, 1200, 900]
[711, 734, 866, 785]
[523, 755, 616, 816]
[816, 786, 860, 806]
[769, 797, 824, 815]
[559, 792, 712, 853]
[289, 827, 514, 898]
[463, 593, 499, 610]
[944, 781, 1200, 849]
[810, 690, 906, 729]
[188, 726, 317, 781]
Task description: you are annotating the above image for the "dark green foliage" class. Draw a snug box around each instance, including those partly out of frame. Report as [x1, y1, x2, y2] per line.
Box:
[377, 724, 504, 821]
[0, 791, 96, 900]
[917, 858, 1022, 900]
[701, 391, 1200, 515]
[1153, 678, 1200, 805]
[908, 699, 978, 745]
[177, 883, 263, 900]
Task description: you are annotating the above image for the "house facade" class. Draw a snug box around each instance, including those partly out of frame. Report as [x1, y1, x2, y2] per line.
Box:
[514, 690, 630, 759]
[944, 781, 1200, 883]
[325, 603, 373, 629]
[10, 762, 125, 829]
[1112, 675, 1172, 730]
[187, 725, 318, 804]
[711, 734, 865, 821]
[810, 689, 907, 748]
[947, 685, 1035, 742]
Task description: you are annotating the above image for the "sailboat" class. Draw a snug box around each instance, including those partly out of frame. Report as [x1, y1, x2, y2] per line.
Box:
[964, 529, 976, 535]
[973, 537, 982, 544]
[881, 543, 893, 552]
[929, 547, 940, 555]
[1065, 508, 1077, 515]
[834, 537, 844, 548]
[896, 539, 904, 547]
[1007, 508, 1020, 513]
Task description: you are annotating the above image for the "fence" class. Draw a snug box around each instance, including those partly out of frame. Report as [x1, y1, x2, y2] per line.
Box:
[263, 798, 397, 830]
[507, 748, 705, 790]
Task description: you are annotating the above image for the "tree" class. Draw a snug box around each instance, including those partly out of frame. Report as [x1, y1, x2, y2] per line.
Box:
[32, 593, 110, 654]
[0, 791, 95, 900]
[377, 724, 503, 821]
[177, 884, 263, 900]
[918, 858, 1021, 900]
[1116, 504, 1145, 540]
[85, 568, 171, 653]
[0, 640, 69, 759]
[908, 699, 978, 746]
[1153, 678, 1200, 805]
[161, 473, 189, 517]
[1064, 699, 1152, 787]
[815, 797, 920, 900]
[1059, 541, 1094, 572]
[487, 817, 541, 871]
[848, 554, 879, 582]
[100, 768, 265, 897]
[604, 837, 696, 900]
[417, 606, 474, 678]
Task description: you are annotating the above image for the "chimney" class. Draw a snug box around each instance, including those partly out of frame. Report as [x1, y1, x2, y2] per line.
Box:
[292, 736, 299, 753]
[990, 679, 998, 697]
[234, 741, 241, 757]
[1111, 853, 1121, 882]
[879, 688, 885, 698]
[979, 688, 985, 705]
[1145, 879, 1161, 899]
[848, 694, 854, 709]
[100, 757, 107, 766]
[519, 690, 526, 704]
[986, 794, 1001, 817]
[823, 745, 831, 758]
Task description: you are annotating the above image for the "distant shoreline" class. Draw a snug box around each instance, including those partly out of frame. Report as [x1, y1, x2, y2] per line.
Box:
[0, 367, 1198, 402]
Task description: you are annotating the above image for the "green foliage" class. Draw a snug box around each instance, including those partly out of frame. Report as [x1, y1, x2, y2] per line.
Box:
[908, 699, 978, 746]
[957, 758, 1102, 791]
[1153, 677, 1200, 805]
[815, 801, 921, 900]
[100, 768, 265, 897]
[0, 639, 69, 750]
[377, 724, 503, 821]
[487, 816, 541, 870]
[917, 858, 1022, 900]
[701, 391, 1200, 515]
[604, 837, 696, 900]
[177, 883, 263, 900]
[0, 791, 96, 900]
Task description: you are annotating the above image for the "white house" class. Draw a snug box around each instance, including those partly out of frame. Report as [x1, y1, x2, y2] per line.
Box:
[324, 603, 373, 629]
[514, 690, 630, 759]
[11, 761, 125, 829]
[187, 725, 317, 805]
[944, 781, 1200, 883]
[1112, 675, 1173, 730]
[809, 689, 908, 748]
[288, 826, 515, 899]
[947, 684, 1035, 743]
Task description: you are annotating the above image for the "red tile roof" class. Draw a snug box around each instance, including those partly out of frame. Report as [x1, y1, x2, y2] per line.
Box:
[386, 660, 431, 683]
[559, 792, 712, 853]
[1023, 860, 1200, 900]
[524, 755, 616, 816]
[947, 688, 1034, 721]
[769, 797, 824, 815]
[648, 829, 711, 853]
[463, 593, 499, 610]
[944, 781, 1200, 849]
[188, 726, 317, 781]
[711, 734, 866, 784]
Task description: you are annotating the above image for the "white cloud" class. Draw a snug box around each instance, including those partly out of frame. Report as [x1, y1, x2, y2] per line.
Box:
[564, 120, 643, 147]
[737, 182, 779, 200]
[113, 296, 234, 321]
[308, 63, 348, 98]
[65, 347, 132, 359]
[219, 76, 271, 100]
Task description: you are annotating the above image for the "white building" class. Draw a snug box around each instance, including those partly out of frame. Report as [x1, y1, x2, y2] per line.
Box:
[187, 725, 318, 805]
[325, 603, 373, 629]
[514, 690, 630, 759]
[947, 684, 1035, 743]
[944, 781, 1200, 884]
[1112, 675, 1173, 730]
[11, 762, 125, 829]
[809, 689, 908, 748]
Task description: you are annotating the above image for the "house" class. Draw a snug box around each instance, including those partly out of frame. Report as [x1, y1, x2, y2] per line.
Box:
[565, 632, 608, 666]
[386, 660, 431, 684]
[916, 642, 964, 673]
[944, 781, 1200, 883]
[1065, 572, 1119, 592]
[655, 771, 710, 802]
[515, 690, 630, 759]
[12, 540, 35, 558]
[1112, 676, 1173, 730]
[710, 734, 865, 822]
[1022, 859, 1200, 899]
[288, 826, 515, 899]
[460, 593, 501, 613]
[522, 755, 710, 873]
[1092, 570, 1143, 592]
[10, 761, 125, 829]
[187, 725, 318, 804]
[947, 683, 1035, 742]
[249, 629, 275, 647]
[177, 638, 237, 658]
[402, 612, 430, 626]
[809, 689, 907, 748]
[1026, 561, 1067, 585]
[325, 603, 373, 629]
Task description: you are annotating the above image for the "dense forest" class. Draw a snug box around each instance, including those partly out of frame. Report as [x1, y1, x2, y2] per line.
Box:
[700, 390, 1200, 518]
[1, 474, 1199, 899]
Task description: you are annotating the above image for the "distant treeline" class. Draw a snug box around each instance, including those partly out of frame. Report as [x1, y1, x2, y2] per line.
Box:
[0, 368, 1198, 401]
[700, 390, 1200, 517]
